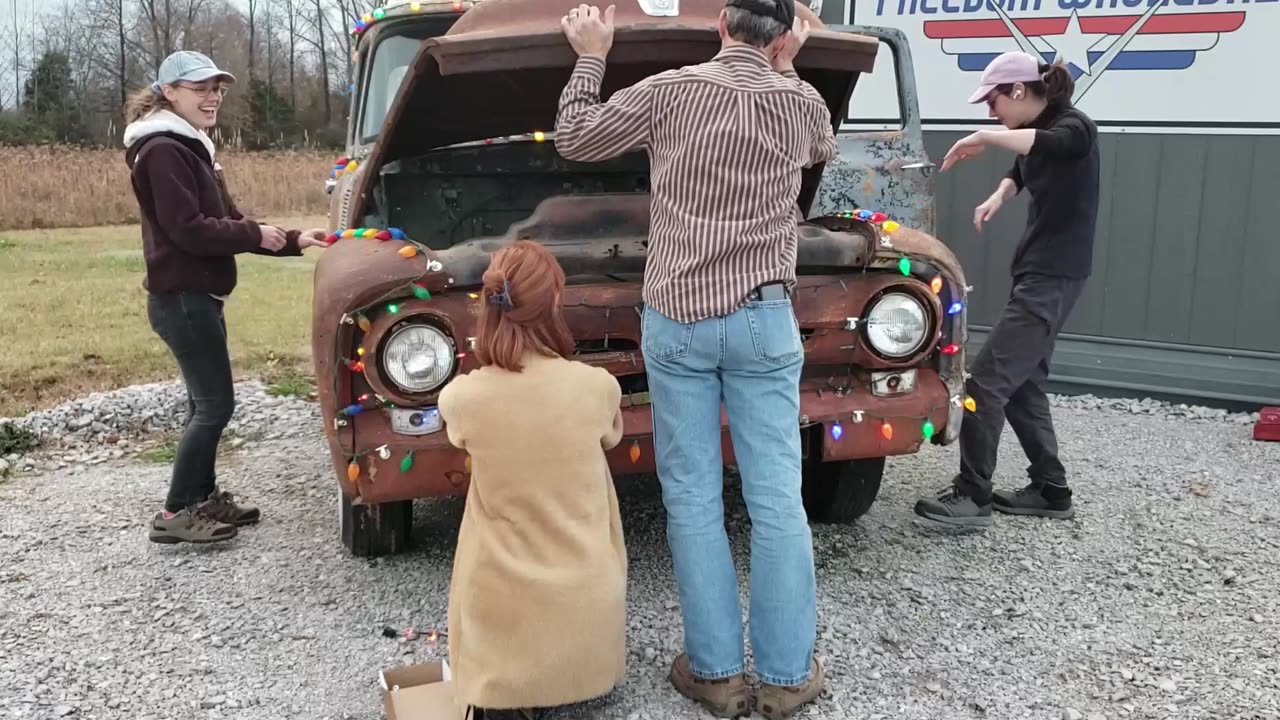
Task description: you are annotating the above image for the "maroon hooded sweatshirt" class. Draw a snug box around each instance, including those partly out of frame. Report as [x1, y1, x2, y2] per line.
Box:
[124, 113, 301, 297]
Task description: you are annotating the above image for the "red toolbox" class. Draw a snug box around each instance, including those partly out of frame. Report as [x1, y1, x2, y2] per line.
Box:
[1255, 407, 1280, 442]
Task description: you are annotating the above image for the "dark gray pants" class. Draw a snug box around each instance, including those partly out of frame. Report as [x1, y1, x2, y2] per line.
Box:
[147, 292, 235, 513]
[956, 274, 1086, 501]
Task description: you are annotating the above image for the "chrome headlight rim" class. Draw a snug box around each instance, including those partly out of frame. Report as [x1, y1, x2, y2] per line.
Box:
[377, 317, 457, 395]
[861, 289, 931, 361]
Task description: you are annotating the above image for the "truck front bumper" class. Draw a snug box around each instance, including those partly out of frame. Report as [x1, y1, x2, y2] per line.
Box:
[331, 369, 952, 506]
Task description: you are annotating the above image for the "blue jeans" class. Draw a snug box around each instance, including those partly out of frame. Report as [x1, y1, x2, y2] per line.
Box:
[641, 300, 815, 687]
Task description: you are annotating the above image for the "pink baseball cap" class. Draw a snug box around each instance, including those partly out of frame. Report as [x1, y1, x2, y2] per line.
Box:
[966, 51, 1044, 104]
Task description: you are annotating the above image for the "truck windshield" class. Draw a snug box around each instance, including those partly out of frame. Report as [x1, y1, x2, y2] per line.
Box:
[361, 34, 423, 141]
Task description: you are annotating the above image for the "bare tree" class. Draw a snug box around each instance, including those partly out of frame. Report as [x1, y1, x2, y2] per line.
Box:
[300, 0, 338, 123]
[245, 0, 257, 83]
[114, 0, 128, 109]
[264, 0, 274, 84]
[136, 0, 173, 67]
[10, 0, 22, 107]
[276, 0, 299, 108]
[0, 27, 11, 109]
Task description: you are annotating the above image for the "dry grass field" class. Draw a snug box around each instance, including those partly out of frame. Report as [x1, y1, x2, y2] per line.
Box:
[0, 145, 333, 230]
[0, 217, 327, 418]
[0, 146, 337, 416]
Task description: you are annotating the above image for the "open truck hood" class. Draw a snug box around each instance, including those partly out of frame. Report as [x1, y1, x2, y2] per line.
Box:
[351, 0, 879, 217]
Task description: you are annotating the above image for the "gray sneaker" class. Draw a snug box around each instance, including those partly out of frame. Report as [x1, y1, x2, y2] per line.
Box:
[148, 507, 238, 544]
[993, 483, 1075, 519]
[913, 486, 993, 527]
[199, 487, 261, 526]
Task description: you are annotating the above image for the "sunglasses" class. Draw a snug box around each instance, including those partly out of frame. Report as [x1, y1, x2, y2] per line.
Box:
[984, 83, 1019, 110]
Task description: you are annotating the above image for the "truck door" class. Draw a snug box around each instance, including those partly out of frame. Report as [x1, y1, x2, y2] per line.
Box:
[810, 25, 937, 237]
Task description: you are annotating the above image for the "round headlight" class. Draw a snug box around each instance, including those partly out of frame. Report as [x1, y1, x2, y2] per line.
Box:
[380, 322, 456, 393]
[864, 292, 928, 359]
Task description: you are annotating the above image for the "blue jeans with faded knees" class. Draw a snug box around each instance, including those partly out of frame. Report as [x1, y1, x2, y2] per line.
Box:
[641, 299, 815, 687]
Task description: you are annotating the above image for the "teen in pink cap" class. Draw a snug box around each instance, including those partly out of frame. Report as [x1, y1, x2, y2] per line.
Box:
[914, 52, 1100, 528]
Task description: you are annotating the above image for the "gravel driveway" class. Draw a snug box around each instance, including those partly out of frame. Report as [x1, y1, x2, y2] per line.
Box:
[2, 384, 1278, 720]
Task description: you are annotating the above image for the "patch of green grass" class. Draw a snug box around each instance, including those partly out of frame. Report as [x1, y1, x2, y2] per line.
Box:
[0, 422, 38, 455]
[138, 429, 265, 464]
[0, 218, 325, 417]
[267, 375, 317, 399]
[0, 238, 16, 251]
[138, 436, 179, 464]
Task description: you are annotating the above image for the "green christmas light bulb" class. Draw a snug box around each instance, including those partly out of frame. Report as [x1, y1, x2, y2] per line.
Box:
[400, 451, 415, 473]
[898, 256, 912, 276]
[922, 420, 935, 440]
[412, 285, 432, 301]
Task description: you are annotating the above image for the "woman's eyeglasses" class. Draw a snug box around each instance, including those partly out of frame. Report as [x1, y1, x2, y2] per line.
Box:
[177, 83, 229, 98]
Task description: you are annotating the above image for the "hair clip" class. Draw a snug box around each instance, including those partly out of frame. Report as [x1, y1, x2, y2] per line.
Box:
[487, 279, 515, 312]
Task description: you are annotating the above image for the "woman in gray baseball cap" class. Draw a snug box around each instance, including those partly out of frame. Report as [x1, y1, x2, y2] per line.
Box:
[122, 51, 331, 545]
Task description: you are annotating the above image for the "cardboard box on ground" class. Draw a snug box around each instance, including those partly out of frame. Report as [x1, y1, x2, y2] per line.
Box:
[381, 659, 466, 720]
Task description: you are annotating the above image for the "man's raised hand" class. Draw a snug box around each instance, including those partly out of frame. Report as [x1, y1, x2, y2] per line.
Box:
[562, 4, 616, 58]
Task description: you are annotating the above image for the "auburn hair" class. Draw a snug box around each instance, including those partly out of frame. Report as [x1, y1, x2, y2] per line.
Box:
[474, 240, 575, 372]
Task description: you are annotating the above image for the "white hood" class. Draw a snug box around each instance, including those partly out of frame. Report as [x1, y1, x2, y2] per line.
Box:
[123, 109, 219, 167]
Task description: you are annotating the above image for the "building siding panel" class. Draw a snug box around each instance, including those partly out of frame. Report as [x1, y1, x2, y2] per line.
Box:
[1190, 135, 1256, 350]
[1238, 138, 1280, 354]
[925, 130, 1280, 355]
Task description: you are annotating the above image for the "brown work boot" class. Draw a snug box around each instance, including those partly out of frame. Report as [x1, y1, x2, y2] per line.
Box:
[148, 506, 238, 544]
[199, 487, 261, 526]
[668, 653, 750, 718]
[756, 658, 825, 720]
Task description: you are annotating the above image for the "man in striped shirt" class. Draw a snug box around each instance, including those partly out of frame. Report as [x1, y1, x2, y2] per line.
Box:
[556, 3, 836, 718]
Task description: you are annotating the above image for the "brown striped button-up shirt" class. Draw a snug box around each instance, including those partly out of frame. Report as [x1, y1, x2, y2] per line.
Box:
[554, 45, 838, 324]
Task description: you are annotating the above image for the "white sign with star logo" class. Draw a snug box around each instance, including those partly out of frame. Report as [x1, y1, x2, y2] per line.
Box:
[842, 0, 1280, 134]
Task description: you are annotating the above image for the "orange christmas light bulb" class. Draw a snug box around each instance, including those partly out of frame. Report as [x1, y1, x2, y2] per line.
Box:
[398, 245, 418, 258]
[347, 461, 360, 482]
[880, 421, 893, 440]
[356, 315, 371, 333]
[629, 442, 641, 463]
[930, 276, 943, 294]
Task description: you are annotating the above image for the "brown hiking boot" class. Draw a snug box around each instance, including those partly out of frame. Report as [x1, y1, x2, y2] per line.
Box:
[199, 488, 261, 526]
[668, 653, 750, 718]
[148, 507, 238, 544]
[756, 658, 825, 720]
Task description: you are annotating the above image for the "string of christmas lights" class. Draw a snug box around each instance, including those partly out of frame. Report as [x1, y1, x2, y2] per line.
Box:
[351, 1, 466, 36]
[332, 208, 969, 482]
[815, 392, 977, 444]
[327, 227, 449, 481]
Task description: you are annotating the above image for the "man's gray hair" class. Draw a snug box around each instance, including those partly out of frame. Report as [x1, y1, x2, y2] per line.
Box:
[724, 7, 788, 47]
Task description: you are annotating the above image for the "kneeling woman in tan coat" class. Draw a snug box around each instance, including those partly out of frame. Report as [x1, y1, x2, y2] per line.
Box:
[438, 240, 628, 720]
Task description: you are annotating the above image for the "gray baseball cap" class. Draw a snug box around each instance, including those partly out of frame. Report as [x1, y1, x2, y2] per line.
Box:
[151, 51, 236, 93]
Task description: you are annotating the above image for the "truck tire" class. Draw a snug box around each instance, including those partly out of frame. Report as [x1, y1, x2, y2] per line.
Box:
[339, 491, 413, 557]
[801, 456, 885, 524]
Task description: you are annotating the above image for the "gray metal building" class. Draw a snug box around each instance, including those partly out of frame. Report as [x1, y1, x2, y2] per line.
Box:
[818, 1, 1280, 408]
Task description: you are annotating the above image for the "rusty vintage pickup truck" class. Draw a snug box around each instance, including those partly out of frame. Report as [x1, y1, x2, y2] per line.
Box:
[317, 0, 970, 556]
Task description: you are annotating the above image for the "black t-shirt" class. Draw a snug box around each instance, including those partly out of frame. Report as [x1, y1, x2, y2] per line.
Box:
[1005, 103, 1100, 280]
